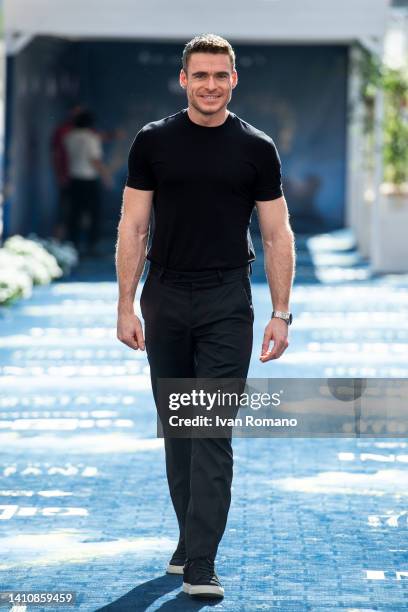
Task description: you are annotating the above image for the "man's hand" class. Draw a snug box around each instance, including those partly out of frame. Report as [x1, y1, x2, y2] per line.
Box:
[260, 318, 289, 362]
[115, 187, 153, 351]
[117, 310, 145, 351]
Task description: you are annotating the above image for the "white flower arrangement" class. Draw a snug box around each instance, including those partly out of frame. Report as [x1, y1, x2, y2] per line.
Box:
[3, 235, 62, 284]
[27, 233, 79, 275]
[0, 251, 33, 305]
[0, 234, 78, 306]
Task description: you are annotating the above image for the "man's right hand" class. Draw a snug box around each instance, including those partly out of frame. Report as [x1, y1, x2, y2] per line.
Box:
[117, 310, 145, 351]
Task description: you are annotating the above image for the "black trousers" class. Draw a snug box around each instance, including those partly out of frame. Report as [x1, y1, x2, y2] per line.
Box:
[67, 178, 101, 248]
[56, 184, 71, 225]
[140, 262, 253, 561]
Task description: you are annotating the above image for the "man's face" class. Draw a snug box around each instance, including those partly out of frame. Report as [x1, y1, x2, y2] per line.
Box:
[179, 53, 238, 116]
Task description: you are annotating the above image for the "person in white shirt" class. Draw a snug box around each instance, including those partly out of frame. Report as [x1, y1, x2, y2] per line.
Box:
[64, 110, 111, 254]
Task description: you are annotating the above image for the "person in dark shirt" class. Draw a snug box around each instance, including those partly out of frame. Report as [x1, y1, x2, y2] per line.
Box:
[116, 33, 295, 600]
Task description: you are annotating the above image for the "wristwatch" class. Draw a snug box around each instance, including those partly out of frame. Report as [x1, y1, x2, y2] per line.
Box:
[272, 310, 293, 325]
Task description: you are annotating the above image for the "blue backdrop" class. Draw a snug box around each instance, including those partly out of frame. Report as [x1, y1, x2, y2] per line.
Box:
[3, 37, 348, 240]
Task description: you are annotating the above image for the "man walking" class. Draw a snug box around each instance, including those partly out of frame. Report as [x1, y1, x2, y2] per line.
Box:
[116, 34, 295, 599]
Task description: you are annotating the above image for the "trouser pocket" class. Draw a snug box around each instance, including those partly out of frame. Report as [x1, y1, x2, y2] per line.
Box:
[240, 276, 254, 321]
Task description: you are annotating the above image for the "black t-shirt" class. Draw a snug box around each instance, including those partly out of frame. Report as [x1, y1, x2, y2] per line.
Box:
[126, 108, 283, 271]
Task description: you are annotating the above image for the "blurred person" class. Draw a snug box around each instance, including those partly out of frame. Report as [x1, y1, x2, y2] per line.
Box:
[116, 34, 295, 599]
[64, 109, 112, 256]
[50, 104, 84, 240]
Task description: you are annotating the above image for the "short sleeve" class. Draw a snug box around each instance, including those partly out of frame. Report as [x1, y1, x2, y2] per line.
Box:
[253, 136, 284, 201]
[126, 129, 156, 191]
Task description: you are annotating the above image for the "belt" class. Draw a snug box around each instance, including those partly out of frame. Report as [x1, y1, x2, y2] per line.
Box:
[148, 261, 252, 284]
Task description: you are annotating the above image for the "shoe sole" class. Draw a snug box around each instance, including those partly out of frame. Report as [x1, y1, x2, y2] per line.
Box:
[183, 582, 224, 598]
[166, 563, 184, 575]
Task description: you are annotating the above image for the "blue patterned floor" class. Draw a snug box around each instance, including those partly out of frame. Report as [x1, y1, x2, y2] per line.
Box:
[0, 230, 407, 611]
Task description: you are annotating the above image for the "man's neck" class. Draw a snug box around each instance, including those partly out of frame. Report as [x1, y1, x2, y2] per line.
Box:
[187, 106, 230, 128]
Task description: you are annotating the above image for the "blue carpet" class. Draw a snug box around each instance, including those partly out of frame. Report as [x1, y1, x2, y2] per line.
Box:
[0, 231, 407, 611]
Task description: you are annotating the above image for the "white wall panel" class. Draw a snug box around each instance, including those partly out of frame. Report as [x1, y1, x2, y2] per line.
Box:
[5, 0, 390, 54]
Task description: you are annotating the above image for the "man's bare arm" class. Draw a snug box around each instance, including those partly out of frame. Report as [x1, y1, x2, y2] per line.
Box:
[256, 195, 296, 361]
[115, 185, 153, 350]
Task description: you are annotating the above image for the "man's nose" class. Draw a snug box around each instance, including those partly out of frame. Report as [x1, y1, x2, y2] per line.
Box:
[206, 76, 217, 89]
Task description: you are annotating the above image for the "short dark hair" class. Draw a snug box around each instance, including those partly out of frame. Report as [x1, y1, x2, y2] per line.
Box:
[74, 110, 95, 128]
[182, 34, 236, 72]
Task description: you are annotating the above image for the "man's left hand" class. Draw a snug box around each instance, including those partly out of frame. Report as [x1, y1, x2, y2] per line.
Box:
[260, 318, 289, 362]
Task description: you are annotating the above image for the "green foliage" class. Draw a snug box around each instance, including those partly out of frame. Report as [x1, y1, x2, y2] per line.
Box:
[383, 67, 408, 186]
[354, 45, 408, 186]
[354, 47, 385, 135]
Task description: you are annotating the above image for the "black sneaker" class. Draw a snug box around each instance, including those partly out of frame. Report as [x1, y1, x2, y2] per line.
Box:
[183, 557, 224, 598]
[166, 541, 187, 575]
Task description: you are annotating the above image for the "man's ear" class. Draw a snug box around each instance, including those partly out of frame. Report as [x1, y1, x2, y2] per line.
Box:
[179, 68, 187, 89]
[232, 70, 238, 89]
